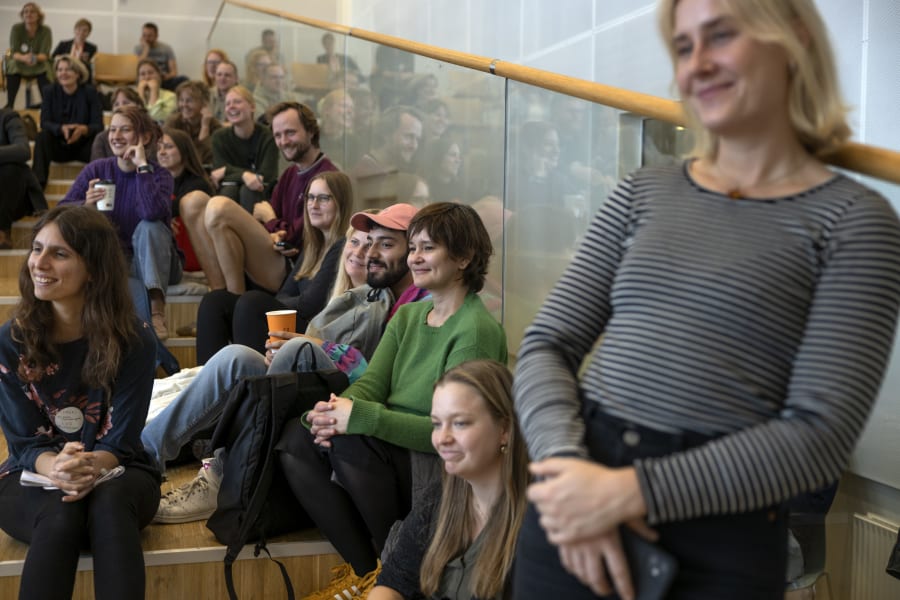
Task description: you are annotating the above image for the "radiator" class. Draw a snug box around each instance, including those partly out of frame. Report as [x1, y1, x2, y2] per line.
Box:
[850, 513, 900, 600]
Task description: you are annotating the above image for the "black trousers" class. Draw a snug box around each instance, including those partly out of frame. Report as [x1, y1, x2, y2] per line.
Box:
[513, 408, 788, 599]
[0, 467, 160, 600]
[195, 289, 287, 363]
[32, 128, 94, 187]
[4, 73, 49, 108]
[0, 163, 37, 230]
[277, 419, 412, 575]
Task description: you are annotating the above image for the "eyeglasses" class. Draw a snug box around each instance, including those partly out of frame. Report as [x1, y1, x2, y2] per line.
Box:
[305, 193, 334, 204]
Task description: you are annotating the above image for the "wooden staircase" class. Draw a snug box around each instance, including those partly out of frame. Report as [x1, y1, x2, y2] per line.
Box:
[0, 158, 343, 598]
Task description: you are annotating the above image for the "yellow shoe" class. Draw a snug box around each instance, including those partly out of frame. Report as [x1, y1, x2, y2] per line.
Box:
[302, 561, 381, 600]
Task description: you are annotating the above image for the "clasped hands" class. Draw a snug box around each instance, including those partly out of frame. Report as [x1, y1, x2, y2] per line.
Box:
[306, 393, 352, 448]
[47, 442, 102, 502]
[60, 123, 87, 145]
[528, 458, 655, 600]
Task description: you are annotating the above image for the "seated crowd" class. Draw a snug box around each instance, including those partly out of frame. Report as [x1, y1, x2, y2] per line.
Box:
[2, 1, 893, 599]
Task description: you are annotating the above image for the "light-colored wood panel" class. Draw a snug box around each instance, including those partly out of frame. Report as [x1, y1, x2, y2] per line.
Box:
[0, 552, 343, 599]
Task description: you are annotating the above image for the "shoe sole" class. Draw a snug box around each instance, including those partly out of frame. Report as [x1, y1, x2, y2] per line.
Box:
[152, 509, 215, 524]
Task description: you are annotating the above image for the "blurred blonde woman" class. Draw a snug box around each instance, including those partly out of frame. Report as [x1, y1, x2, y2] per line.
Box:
[512, 0, 900, 598]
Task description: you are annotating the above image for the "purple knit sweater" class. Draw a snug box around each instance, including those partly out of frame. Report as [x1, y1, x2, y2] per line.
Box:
[61, 157, 173, 251]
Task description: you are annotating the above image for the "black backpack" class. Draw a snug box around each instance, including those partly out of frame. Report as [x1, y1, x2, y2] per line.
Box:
[205, 343, 349, 600]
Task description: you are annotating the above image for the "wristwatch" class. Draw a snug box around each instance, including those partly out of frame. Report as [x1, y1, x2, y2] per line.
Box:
[137, 164, 153, 174]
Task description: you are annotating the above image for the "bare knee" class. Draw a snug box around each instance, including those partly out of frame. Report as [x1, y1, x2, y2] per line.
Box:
[204, 195, 240, 231]
[181, 190, 210, 222]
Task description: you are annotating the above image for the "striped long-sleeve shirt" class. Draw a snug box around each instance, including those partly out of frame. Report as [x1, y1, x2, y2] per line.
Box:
[513, 162, 900, 525]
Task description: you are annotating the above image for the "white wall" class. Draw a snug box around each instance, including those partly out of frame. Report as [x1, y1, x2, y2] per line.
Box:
[0, 0, 340, 81]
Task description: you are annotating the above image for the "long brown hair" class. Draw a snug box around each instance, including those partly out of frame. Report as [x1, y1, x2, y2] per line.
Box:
[161, 127, 211, 186]
[420, 360, 528, 599]
[293, 171, 352, 282]
[12, 207, 137, 392]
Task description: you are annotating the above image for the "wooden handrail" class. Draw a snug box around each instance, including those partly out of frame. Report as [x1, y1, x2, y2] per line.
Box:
[222, 0, 900, 186]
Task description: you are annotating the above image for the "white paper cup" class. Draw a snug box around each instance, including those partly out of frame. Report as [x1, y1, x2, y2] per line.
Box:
[95, 180, 116, 211]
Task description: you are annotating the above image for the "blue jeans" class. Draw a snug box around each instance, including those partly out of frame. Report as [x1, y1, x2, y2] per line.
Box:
[129, 220, 183, 293]
[141, 338, 334, 476]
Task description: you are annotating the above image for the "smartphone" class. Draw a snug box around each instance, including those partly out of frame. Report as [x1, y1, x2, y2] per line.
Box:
[619, 527, 678, 600]
[275, 241, 295, 251]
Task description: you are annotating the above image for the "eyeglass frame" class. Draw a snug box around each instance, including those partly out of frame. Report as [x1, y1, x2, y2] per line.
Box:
[304, 193, 334, 204]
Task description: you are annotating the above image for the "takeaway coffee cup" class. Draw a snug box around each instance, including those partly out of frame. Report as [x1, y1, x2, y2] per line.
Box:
[266, 309, 297, 343]
[94, 180, 116, 211]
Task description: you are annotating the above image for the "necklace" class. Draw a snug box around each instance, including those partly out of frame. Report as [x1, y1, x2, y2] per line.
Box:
[708, 156, 813, 200]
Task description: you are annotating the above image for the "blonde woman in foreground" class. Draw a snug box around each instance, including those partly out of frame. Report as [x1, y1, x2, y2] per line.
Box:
[512, 0, 900, 598]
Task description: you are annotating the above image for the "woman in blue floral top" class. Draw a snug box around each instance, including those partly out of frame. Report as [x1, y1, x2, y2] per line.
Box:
[0, 206, 160, 599]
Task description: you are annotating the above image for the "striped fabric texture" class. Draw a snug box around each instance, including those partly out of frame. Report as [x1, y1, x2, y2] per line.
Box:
[514, 162, 900, 524]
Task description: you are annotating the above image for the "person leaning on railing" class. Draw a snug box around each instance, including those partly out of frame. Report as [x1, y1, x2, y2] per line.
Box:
[512, 1, 900, 599]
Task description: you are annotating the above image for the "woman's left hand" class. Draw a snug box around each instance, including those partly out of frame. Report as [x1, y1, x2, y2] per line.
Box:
[309, 394, 352, 447]
[528, 458, 647, 544]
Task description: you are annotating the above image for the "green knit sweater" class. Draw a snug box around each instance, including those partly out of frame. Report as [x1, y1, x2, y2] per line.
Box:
[344, 293, 507, 453]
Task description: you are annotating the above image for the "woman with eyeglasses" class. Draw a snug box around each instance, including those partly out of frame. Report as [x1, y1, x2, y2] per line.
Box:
[201, 49, 228, 89]
[195, 171, 351, 361]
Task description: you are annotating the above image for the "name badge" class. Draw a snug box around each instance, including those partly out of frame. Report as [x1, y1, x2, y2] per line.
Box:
[55, 406, 84, 433]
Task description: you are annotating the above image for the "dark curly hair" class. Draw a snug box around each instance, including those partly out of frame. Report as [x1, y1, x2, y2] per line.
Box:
[12, 206, 137, 392]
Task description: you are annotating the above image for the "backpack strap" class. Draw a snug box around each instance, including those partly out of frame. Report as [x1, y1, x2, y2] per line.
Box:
[221, 540, 296, 600]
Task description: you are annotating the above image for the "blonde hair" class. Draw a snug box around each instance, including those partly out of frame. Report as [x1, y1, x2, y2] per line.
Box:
[294, 171, 353, 282]
[329, 209, 378, 301]
[657, 0, 850, 158]
[420, 360, 528, 599]
[226, 84, 254, 106]
[54, 55, 88, 84]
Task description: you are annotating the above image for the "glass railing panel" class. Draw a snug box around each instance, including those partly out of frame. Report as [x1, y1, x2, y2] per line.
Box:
[504, 82, 636, 353]
[342, 35, 508, 320]
[206, 3, 283, 98]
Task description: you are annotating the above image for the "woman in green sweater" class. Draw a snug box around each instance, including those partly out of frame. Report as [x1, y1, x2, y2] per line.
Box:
[5, 2, 52, 109]
[277, 202, 507, 584]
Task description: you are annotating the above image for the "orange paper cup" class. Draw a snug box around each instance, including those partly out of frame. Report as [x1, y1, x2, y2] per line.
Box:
[265, 309, 297, 342]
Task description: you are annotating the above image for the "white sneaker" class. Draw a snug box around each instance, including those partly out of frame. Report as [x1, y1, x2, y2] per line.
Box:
[154, 460, 221, 524]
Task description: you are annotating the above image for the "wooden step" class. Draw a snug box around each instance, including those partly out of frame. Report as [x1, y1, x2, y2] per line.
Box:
[45, 180, 73, 196]
[48, 162, 85, 180]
